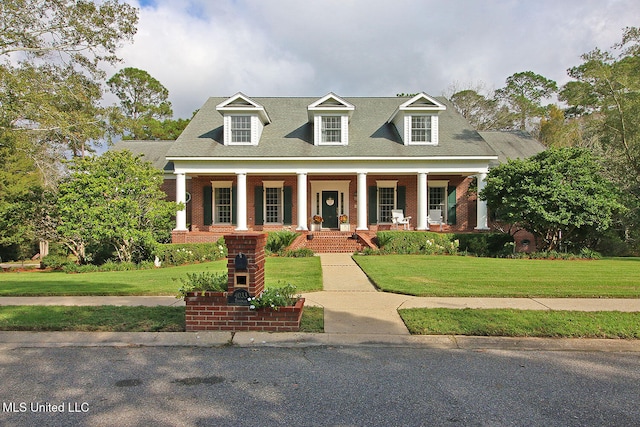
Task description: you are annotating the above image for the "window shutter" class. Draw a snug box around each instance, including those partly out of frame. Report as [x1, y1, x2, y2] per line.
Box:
[397, 186, 406, 211]
[254, 186, 263, 225]
[447, 185, 457, 225]
[368, 186, 378, 224]
[231, 185, 237, 225]
[283, 186, 293, 225]
[203, 186, 213, 226]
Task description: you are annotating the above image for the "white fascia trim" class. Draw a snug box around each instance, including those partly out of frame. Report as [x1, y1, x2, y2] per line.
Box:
[388, 92, 446, 123]
[167, 156, 498, 162]
[216, 92, 271, 124]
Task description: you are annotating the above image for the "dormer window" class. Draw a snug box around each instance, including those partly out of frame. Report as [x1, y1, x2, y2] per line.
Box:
[411, 115, 432, 143]
[321, 116, 342, 143]
[388, 93, 446, 146]
[231, 116, 252, 143]
[308, 93, 355, 146]
[216, 93, 270, 146]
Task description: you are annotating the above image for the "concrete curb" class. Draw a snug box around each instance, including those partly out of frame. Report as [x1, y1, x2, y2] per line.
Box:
[0, 331, 638, 352]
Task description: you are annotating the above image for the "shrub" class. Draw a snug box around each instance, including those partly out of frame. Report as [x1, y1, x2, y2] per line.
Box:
[176, 272, 228, 299]
[283, 248, 315, 257]
[155, 239, 227, 266]
[248, 282, 299, 310]
[454, 233, 514, 257]
[41, 254, 73, 271]
[265, 231, 299, 255]
[375, 231, 459, 255]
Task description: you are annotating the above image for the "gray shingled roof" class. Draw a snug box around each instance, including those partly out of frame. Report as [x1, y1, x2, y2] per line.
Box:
[113, 96, 548, 168]
[111, 139, 174, 172]
[166, 96, 498, 159]
[479, 131, 546, 166]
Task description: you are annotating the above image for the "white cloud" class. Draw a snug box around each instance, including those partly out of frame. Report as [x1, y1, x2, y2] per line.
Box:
[114, 0, 640, 118]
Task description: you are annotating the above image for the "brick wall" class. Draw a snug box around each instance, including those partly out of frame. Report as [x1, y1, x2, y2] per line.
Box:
[184, 293, 304, 332]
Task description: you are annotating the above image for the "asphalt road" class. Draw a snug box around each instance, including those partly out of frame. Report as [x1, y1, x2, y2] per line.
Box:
[0, 346, 638, 426]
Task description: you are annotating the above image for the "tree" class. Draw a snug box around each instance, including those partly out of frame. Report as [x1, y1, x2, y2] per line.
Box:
[0, 0, 138, 256]
[108, 67, 172, 120]
[1, 0, 138, 76]
[480, 147, 623, 252]
[56, 150, 180, 263]
[495, 71, 558, 132]
[107, 67, 192, 140]
[538, 105, 583, 148]
[449, 89, 514, 131]
[560, 27, 640, 251]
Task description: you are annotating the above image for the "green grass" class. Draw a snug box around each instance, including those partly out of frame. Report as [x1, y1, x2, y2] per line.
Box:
[0, 257, 323, 296]
[0, 305, 324, 333]
[0, 306, 185, 332]
[264, 256, 323, 292]
[299, 306, 324, 332]
[353, 255, 640, 297]
[399, 308, 640, 339]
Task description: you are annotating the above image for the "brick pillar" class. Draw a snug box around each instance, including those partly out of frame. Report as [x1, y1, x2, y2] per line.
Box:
[224, 233, 267, 297]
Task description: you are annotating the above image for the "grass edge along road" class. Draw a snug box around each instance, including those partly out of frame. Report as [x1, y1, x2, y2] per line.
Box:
[0, 305, 325, 333]
[353, 255, 640, 298]
[399, 308, 640, 339]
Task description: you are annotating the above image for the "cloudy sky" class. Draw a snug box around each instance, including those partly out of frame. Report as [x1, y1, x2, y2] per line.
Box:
[111, 0, 640, 119]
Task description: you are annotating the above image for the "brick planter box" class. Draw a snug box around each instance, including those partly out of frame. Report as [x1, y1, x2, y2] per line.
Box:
[185, 292, 305, 332]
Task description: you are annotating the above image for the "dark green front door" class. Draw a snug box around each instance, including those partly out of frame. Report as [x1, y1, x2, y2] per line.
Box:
[321, 191, 339, 229]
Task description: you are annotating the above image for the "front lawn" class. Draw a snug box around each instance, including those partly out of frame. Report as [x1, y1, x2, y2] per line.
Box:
[0, 257, 322, 296]
[353, 255, 640, 298]
[399, 308, 640, 339]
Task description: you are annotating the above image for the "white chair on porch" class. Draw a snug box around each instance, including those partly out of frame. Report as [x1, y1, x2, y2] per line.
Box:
[391, 209, 411, 230]
[428, 209, 444, 231]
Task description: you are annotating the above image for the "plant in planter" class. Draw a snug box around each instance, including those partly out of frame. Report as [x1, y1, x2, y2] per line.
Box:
[247, 282, 299, 310]
[176, 272, 228, 298]
[339, 214, 350, 231]
[311, 215, 323, 231]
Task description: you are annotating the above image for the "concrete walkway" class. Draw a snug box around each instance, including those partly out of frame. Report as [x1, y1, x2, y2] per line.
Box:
[301, 253, 411, 335]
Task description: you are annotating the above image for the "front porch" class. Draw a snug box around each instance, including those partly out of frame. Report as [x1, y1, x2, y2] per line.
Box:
[170, 170, 490, 244]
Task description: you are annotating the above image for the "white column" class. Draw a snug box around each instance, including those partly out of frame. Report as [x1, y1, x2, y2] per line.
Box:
[417, 172, 428, 230]
[235, 172, 248, 231]
[296, 172, 308, 231]
[357, 172, 368, 230]
[174, 172, 188, 231]
[476, 172, 489, 230]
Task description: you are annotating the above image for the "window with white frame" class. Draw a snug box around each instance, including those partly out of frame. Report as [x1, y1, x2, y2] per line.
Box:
[215, 187, 232, 224]
[321, 116, 342, 143]
[264, 187, 282, 224]
[429, 186, 446, 221]
[231, 116, 252, 144]
[378, 187, 396, 223]
[411, 115, 432, 143]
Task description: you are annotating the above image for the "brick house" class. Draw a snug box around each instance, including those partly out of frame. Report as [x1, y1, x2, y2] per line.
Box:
[115, 92, 543, 251]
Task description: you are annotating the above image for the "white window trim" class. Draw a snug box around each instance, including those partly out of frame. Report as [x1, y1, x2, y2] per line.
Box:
[262, 181, 284, 225]
[428, 180, 449, 223]
[405, 114, 438, 146]
[211, 181, 233, 224]
[314, 114, 349, 146]
[223, 114, 262, 146]
[377, 180, 398, 224]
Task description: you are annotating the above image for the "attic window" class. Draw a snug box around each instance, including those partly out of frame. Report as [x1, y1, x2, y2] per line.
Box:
[411, 116, 432, 143]
[321, 116, 342, 143]
[231, 116, 252, 143]
[216, 93, 270, 146]
[308, 93, 354, 146]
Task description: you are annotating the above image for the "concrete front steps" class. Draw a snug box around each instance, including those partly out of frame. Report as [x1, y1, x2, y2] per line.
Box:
[289, 230, 376, 253]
